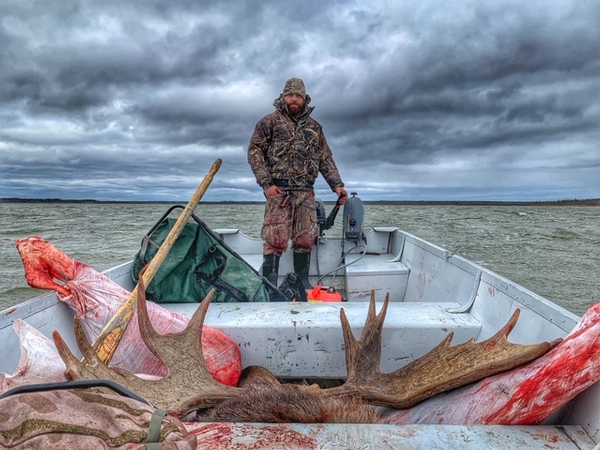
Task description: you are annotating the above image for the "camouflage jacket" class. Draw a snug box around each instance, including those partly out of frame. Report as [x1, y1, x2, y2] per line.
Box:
[247, 96, 344, 191]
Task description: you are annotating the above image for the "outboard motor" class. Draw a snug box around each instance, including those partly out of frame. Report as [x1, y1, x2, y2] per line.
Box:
[308, 192, 363, 303]
[343, 192, 364, 241]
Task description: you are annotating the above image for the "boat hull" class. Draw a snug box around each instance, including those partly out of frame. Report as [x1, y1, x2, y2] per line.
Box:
[2, 226, 599, 449]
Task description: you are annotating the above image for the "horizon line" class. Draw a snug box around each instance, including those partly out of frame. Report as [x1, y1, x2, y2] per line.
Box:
[2, 197, 599, 206]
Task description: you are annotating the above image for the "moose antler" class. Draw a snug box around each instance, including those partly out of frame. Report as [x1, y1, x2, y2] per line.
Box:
[323, 291, 561, 409]
[53, 281, 239, 417]
[54, 282, 560, 421]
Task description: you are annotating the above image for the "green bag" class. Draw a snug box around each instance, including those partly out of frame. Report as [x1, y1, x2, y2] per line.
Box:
[132, 207, 270, 303]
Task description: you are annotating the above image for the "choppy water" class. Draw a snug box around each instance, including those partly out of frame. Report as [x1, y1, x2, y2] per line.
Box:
[1, 202, 598, 316]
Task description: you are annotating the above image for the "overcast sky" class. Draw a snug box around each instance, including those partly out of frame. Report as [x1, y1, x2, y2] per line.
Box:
[1, 0, 599, 202]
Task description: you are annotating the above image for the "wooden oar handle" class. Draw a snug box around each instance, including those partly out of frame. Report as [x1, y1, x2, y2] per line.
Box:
[94, 286, 141, 361]
[92, 159, 222, 363]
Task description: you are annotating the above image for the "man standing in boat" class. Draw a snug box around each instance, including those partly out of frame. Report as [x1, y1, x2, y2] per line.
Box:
[248, 77, 348, 289]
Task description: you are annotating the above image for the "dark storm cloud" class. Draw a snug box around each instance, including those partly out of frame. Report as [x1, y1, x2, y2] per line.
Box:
[1, 0, 599, 202]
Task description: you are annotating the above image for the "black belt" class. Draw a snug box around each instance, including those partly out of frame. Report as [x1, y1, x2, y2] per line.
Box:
[272, 179, 314, 189]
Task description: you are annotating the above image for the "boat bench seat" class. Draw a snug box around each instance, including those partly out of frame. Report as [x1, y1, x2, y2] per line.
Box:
[243, 254, 264, 271]
[213, 229, 264, 271]
[344, 253, 410, 302]
[168, 301, 482, 379]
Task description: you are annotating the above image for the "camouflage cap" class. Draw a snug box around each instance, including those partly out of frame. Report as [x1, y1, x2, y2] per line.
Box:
[283, 77, 306, 98]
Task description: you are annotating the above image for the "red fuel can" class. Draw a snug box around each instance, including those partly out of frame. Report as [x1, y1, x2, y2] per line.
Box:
[307, 285, 343, 302]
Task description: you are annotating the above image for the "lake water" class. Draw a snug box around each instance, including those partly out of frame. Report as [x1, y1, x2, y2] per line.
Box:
[1, 202, 598, 316]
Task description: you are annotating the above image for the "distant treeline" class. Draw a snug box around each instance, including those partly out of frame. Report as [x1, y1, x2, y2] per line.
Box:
[2, 197, 599, 206]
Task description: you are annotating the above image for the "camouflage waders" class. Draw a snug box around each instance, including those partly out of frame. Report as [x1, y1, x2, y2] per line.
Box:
[261, 190, 318, 255]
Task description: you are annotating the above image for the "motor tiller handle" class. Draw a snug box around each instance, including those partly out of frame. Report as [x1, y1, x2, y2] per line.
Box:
[323, 191, 346, 230]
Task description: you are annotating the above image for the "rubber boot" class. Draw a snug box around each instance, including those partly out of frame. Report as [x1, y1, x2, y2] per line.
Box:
[262, 254, 280, 287]
[293, 251, 312, 290]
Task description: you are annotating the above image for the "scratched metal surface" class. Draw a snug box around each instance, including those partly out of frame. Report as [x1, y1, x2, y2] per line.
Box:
[185, 422, 596, 449]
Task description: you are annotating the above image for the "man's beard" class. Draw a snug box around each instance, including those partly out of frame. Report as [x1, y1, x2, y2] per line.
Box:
[288, 103, 302, 115]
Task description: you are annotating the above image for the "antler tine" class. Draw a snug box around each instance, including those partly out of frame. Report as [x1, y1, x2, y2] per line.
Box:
[340, 291, 389, 383]
[495, 307, 520, 338]
[54, 319, 144, 387]
[53, 328, 84, 380]
[135, 275, 162, 358]
[327, 292, 560, 410]
[135, 277, 214, 369]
